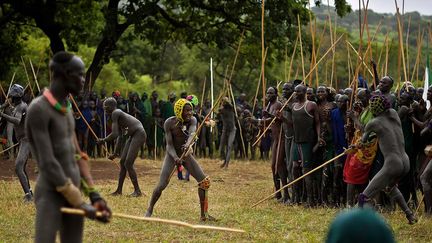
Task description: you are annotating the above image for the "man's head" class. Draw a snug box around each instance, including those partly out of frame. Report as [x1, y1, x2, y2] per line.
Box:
[369, 94, 391, 117]
[239, 93, 246, 102]
[317, 86, 328, 102]
[282, 82, 294, 99]
[141, 92, 148, 101]
[399, 91, 412, 106]
[130, 92, 139, 101]
[294, 84, 307, 101]
[112, 91, 120, 99]
[103, 97, 117, 114]
[49, 51, 85, 96]
[222, 96, 231, 106]
[89, 100, 96, 109]
[306, 87, 315, 101]
[168, 92, 176, 103]
[427, 85, 432, 101]
[378, 76, 394, 93]
[415, 88, 424, 101]
[81, 100, 89, 109]
[151, 91, 158, 100]
[357, 88, 370, 107]
[174, 98, 193, 123]
[266, 87, 278, 102]
[336, 94, 349, 110]
[9, 84, 24, 105]
[180, 91, 187, 99]
[100, 89, 106, 98]
[344, 88, 353, 97]
[90, 91, 98, 100]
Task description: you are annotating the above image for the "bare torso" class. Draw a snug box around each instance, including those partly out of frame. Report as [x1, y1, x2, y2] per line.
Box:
[26, 96, 80, 189]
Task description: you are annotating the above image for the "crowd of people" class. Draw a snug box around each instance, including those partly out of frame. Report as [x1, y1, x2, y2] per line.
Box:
[2, 52, 432, 241]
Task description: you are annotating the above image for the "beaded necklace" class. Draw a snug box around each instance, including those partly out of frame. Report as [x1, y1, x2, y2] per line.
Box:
[43, 89, 72, 115]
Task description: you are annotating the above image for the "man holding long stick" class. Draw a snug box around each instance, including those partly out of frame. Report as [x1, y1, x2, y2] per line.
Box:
[146, 98, 215, 221]
[26, 51, 111, 242]
[251, 86, 289, 203]
[0, 84, 33, 202]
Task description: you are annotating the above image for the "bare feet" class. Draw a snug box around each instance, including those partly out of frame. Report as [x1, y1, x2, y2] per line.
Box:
[129, 191, 143, 197]
[110, 191, 122, 196]
[200, 214, 217, 222]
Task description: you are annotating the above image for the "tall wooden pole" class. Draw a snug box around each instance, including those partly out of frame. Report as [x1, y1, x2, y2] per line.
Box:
[298, 15, 306, 81]
[261, 0, 266, 109]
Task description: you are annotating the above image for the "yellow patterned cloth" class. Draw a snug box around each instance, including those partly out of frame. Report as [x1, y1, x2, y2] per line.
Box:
[352, 130, 378, 165]
[174, 98, 191, 123]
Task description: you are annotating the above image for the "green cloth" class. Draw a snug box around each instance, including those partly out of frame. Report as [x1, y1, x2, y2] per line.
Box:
[326, 209, 395, 243]
[291, 142, 313, 168]
[161, 101, 175, 120]
[143, 99, 152, 118]
[359, 107, 373, 126]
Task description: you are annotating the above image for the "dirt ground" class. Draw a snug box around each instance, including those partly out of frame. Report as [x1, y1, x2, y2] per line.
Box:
[0, 157, 267, 182]
[0, 158, 148, 181]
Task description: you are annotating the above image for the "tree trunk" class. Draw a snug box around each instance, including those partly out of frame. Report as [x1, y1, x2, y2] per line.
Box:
[84, 0, 130, 92]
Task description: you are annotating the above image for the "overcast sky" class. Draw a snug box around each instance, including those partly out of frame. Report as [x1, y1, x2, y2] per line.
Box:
[312, 0, 432, 15]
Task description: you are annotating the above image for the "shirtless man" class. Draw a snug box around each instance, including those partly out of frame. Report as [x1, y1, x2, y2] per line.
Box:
[97, 97, 146, 197]
[26, 51, 111, 243]
[358, 94, 417, 224]
[0, 84, 33, 201]
[280, 83, 295, 183]
[371, 61, 397, 108]
[291, 84, 320, 206]
[218, 97, 236, 169]
[261, 87, 289, 203]
[316, 86, 336, 205]
[145, 99, 214, 221]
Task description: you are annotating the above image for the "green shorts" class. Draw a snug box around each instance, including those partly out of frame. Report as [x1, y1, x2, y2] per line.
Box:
[291, 142, 313, 168]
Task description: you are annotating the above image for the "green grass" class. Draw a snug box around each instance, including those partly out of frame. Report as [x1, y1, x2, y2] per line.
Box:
[0, 158, 431, 242]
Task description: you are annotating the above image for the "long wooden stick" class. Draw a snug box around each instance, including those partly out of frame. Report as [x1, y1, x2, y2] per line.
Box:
[227, 80, 247, 155]
[21, 56, 35, 99]
[395, 2, 408, 86]
[411, 28, 424, 82]
[327, 1, 335, 88]
[60, 207, 245, 233]
[298, 15, 306, 80]
[69, 95, 119, 168]
[0, 143, 19, 155]
[314, 17, 328, 86]
[252, 151, 347, 208]
[346, 41, 374, 77]
[29, 58, 41, 93]
[261, 0, 266, 109]
[154, 123, 157, 161]
[406, 15, 411, 80]
[332, 14, 337, 88]
[251, 48, 268, 118]
[287, 36, 298, 83]
[252, 34, 344, 146]
[416, 194, 424, 215]
[309, 6, 316, 86]
[0, 73, 14, 107]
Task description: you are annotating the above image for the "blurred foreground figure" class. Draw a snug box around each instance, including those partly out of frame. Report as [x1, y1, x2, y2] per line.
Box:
[26, 51, 111, 243]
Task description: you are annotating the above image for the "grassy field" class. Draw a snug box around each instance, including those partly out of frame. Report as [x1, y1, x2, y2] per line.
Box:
[0, 158, 431, 242]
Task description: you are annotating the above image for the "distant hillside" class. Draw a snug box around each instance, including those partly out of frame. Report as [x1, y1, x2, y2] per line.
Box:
[311, 6, 431, 46]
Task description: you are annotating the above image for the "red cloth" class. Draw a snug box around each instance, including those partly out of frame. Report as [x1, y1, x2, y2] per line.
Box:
[343, 154, 372, 185]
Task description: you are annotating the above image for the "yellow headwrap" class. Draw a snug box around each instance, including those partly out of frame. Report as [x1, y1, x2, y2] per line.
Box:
[174, 98, 191, 123]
